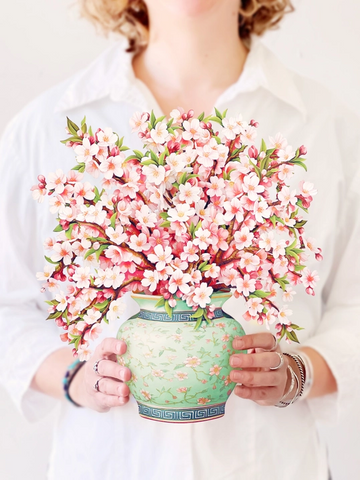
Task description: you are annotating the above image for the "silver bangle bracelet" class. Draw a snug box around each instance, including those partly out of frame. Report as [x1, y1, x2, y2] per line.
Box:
[297, 350, 314, 399]
[275, 365, 299, 408]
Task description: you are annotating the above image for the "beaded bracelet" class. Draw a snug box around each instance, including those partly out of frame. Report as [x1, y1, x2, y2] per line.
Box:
[63, 359, 85, 407]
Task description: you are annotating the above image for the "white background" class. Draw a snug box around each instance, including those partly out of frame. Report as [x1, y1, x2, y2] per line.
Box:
[1, 0, 359, 478]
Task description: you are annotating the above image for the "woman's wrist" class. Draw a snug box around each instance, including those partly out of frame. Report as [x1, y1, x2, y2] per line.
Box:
[68, 362, 86, 407]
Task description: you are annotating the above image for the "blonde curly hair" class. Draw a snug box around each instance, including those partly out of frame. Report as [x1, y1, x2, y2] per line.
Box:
[79, 0, 294, 52]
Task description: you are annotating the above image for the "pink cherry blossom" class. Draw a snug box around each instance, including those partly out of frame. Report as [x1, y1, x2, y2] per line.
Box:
[128, 233, 150, 252]
[130, 112, 149, 133]
[182, 119, 202, 141]
[148, 244, 173, 270]
[246, 297, 263, 316]
[150, 122, 169, 145]
[168, 270, 192, 294]
[47, 169, 67, 194]
[72, 267, 91, 288]
[51, 241, 73, 265]
[97, 128, 118, 147]
[240, 253, 260, 272]
[141, 270, 160, 292]
[242, 173, 265, 201]
[75, 138, 99, 163]
[234, 227, 254, 250]
[107, 299, 126, 322]
[180, 241, 199, 262]
[193, 283, 213, 308]
[302, 268, 319, 289]
[236, 274, 256, 296]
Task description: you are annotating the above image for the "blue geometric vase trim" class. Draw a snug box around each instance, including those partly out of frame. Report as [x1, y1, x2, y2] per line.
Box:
[138, 307, 226, 322]
[137, 401, 226, 423]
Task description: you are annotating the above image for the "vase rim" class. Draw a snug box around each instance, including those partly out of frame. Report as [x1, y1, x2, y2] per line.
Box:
[131, 291, 232, 301]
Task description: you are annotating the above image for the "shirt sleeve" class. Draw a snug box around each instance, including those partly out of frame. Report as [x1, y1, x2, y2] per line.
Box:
[299, 107, 360, 424]
[0, 117, 65, 422]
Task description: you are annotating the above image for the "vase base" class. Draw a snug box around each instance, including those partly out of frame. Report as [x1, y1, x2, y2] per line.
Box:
[137, 401, 225, 423]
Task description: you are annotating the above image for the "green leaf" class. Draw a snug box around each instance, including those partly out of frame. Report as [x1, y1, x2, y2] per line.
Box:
[214, 107, 223, 120]
[194, 317, 203, 330]
[166, 118, 174, 128]
[249, 290, 271, 298]
[294, 264, 306, 272]
[93, 186, 101, 203]
[65, 223, 76, 240]
[141, 159, 157, 166]
[294, 220, 307, 228]
[44, 256, 60, 265]
[88, 126, 94, 137]
[72, 163, 85, 172]
[198, 112, 205, 121]
[88, 236, 108, 243]
[155, 297, 166, 308]
[133, 149, 144, 160]
[95, 244, 108, 261]
[94, 299, 110, 310]
[53, 224, 63, 233]
[66, 117, 80, 136]
[286, 329, 300, 343]
[159, 212, 169, 220]
[222, 108, 228, 118]
[158, 151, 166, 166]
[110, 212, 117, 229]
[120, 146, 130, 151]
[290, 159, 307, 171]
[179, 172, 187, 184]
[155, 115, 166, 125]
[164, 300, 173, 319]
[208, 116, 223, 125]
[84, 248, 96, 260]
[260, 138, 267, 152]
[159, 350, 164, 357]
[150, 150, 159, 164]
[265, 167, 279, 177]
[150, 111, 156, 128]
[159, 221, 171, 228]
[198, 261, 208, 272]
[47, 310, 63, 320]
[191, 308, 204, 319]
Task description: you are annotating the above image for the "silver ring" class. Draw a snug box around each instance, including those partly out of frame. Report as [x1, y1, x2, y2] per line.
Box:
[94, 378, 101, 392]
[268, 334, 277, 352]
[270, 352, 284, 370]
[93, 359, 102, 375]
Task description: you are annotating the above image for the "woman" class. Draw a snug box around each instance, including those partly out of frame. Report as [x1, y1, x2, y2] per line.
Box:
[1, 1, 359, 479]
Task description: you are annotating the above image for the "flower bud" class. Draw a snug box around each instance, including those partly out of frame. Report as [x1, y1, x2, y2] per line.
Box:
[182, 113, 188, 121]
[299, 145, 307, 156]
[187, 109, 194, 118]
[55, 318, 65, 327]
[60, 333, 69, 342]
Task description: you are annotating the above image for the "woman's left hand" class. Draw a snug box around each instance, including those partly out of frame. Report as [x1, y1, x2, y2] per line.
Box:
[230, 333, 290, 406]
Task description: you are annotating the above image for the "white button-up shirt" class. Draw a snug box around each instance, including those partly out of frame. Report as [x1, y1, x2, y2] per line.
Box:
[1, 36, 360, 480]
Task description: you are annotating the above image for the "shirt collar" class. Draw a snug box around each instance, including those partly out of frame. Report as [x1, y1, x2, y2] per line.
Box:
[55, 35, 307, 120]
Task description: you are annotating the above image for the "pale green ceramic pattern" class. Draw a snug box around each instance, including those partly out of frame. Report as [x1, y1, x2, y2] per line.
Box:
[116, 292, 246, 422]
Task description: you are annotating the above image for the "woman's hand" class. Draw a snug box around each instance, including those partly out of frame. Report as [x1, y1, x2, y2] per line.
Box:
[230, 333, 290, 406]
[69, 338, 132, 412]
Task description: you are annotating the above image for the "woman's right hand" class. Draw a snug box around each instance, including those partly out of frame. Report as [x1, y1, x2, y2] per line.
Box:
[69, 338, 132, 412]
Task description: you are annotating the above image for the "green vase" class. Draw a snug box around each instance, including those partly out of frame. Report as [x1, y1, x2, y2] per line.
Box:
[116, 292, 246, 423]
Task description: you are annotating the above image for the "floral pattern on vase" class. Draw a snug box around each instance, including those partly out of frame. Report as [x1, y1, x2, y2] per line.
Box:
[116, 292, 246, 423]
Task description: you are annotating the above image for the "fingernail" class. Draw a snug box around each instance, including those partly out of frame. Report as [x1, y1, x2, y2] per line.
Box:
[116, 342, 122, 353]
[235, 339, 244, 349]
[231, 357, 241, 367]
[118, 397, 126, 405]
